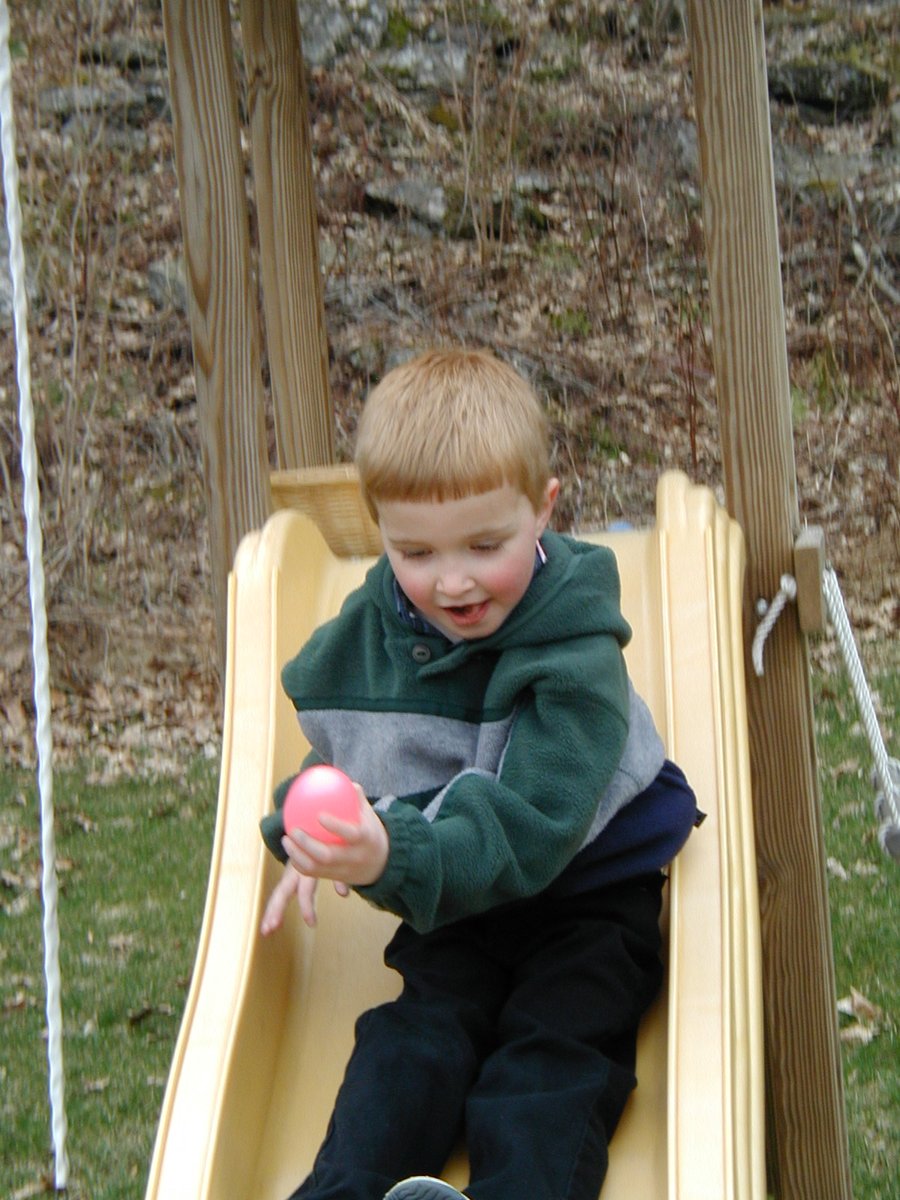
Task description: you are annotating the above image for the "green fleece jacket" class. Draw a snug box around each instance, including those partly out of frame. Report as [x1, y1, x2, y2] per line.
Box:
[261, 530, 666, 932]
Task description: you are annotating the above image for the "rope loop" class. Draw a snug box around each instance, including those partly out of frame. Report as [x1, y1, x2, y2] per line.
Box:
[752, 573, 798, 677]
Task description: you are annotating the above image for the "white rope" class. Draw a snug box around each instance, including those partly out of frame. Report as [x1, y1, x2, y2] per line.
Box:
[0, 3, 69, 1186]
[751, 573, 797, 677]
[751, 564, 898, 858]
[822, 567, 900, 859]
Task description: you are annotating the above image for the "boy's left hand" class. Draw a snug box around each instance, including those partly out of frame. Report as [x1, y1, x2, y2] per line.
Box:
[281, 782, 389, 890]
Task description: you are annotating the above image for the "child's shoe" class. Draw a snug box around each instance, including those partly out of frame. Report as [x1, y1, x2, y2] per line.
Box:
[383, 1177, 467, 1200]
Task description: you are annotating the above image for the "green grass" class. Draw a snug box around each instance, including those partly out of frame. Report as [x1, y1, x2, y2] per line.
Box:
[812, 648, 899, 1198]
[1, 758, 217, 1199]
[1, 653, 897, 1197]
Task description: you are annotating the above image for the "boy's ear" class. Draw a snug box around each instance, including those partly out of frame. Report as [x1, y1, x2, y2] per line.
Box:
[536, 477, 560, 534]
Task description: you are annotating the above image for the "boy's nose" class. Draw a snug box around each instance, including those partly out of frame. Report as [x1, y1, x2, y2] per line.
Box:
[436, 563, 473, 598]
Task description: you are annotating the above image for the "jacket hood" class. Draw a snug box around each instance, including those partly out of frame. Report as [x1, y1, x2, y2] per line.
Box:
[489, 530, 632, 650]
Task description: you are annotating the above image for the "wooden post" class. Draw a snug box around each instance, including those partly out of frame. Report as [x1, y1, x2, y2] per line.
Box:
[162, 0, 271, 670]
[240, 0, 334, 469]
[686, 3, 851, 1197]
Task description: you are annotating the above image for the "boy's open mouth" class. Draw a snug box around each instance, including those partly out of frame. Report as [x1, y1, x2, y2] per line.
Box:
[444, 601, 490, 627]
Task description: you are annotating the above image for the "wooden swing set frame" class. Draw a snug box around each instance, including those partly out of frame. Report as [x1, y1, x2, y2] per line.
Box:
[160, 3, 852, 1196]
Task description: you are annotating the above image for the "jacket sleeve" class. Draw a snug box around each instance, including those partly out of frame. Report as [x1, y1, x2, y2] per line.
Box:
[357, 635, 630, 932]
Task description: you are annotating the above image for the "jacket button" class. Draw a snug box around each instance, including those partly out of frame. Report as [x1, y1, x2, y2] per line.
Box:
[411, 643, 432, 663]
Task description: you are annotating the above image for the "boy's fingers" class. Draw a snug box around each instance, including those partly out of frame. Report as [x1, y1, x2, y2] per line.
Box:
[298, 876, 318, 927]
[316, 814, 363, 844]
[260, 866, 303, 936]
[354, 783, 367, 816]
[282, 832, 321, 870]
[260, 885, 288, 936]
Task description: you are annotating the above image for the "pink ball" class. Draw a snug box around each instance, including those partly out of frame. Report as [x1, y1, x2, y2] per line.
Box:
[282, 766, 359, 844]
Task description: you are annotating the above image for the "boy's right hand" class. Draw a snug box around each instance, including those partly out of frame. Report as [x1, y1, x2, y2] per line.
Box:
[260, 865, 350, 934]
[260, 781, 382, 936]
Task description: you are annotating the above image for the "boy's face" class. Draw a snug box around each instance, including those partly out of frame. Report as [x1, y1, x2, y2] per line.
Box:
[378, 479, 559, 641]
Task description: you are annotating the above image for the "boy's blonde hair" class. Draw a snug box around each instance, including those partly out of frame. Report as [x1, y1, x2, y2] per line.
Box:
[355, 347, 551, 519]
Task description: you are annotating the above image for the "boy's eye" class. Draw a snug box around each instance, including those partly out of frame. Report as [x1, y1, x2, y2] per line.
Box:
[400, 548, 430, 560]
[473, 542, 501, 553]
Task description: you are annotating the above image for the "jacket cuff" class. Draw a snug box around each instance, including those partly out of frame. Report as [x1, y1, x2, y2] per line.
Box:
[356, 805, 425, 927]
[259, 774, 295, 863]
[259, 810, 288, 863]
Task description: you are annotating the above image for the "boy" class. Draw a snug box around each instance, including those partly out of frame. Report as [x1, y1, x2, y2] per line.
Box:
[260, 348, 698, 1200]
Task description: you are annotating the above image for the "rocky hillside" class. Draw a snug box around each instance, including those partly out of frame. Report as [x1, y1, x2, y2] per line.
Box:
[0, 0, 897, 775]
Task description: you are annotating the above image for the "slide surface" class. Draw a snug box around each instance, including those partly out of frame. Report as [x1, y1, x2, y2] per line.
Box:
[145, 471, 765, 1200]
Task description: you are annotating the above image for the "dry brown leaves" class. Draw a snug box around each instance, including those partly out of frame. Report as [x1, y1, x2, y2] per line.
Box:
[0, 2, 897, 781]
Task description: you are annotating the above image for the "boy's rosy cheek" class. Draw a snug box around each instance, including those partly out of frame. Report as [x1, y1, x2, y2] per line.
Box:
[488, 562, 531, 604]
[395, 569, 430, 608]
[405, 585, 428, 609]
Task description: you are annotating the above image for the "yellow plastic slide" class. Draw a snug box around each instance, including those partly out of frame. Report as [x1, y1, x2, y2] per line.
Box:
[145, 471, 765, 1200]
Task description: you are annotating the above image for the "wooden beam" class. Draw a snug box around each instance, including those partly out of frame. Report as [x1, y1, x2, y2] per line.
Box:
[240, 0, 334, 469]
[685, 3, 851, 1197]
[162, 0, 271, 670]
[794, 527, 827, 634]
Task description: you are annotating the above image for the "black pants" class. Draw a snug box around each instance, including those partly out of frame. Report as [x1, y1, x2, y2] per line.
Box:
[288, 874, 664, 1200]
